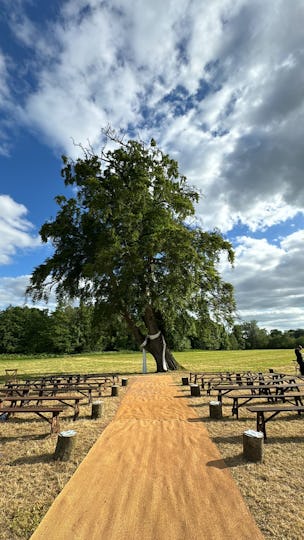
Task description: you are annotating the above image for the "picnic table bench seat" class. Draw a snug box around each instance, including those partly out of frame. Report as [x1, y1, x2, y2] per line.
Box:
[247, 404, 304, 440]
[0, 394, 84, 421]
[0, 406, 63, 434]
[214, 382, 304, 402]
[227, 392, 304, 418]
[23, 373, 119, 385]
[4, 382, 107, 402]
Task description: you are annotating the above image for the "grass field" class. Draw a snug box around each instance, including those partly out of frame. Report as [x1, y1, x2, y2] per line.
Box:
[0, 348, 297, 382]
[0, 349, 303, 539]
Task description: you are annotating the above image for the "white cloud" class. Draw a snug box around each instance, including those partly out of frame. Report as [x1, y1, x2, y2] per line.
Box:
[221, 231, 304, 330]
[0, 51, 13, 156]
[1, 0, 304, 331]
[0, 275, 30, 308]
[0, 274, 57, 311]
[3, 0, 301, 232]
[0, 195, 40, 264]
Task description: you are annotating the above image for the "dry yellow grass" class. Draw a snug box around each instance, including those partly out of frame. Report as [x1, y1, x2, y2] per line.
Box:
[172, 375, 304, 540]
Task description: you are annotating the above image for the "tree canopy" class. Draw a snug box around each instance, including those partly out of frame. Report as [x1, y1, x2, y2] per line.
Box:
[27, 133, 235, 371]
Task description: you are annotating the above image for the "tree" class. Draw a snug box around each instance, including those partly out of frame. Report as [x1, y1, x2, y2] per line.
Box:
[239, 320, 269, 349]
[0, 306, 27, 353]
[27, 132, 235, 371]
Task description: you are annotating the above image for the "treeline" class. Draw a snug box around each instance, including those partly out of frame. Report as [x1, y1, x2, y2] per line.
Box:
[0, 305, 136, 355]
[0, 305, 303, 355]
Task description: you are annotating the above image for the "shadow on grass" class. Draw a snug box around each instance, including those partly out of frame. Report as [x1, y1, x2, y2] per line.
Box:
[187, 416, 250, 424]
[261, 435, 304, 444]
[1, 433, 48, 443]
[188, 402, 209, 407]
[206, 453, 245, 469]
[11, 453, 55, 465]
[210, 435, 242, 445]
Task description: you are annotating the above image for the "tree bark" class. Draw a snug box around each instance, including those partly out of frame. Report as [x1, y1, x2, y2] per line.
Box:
[142, 305, 180, 372]
[123, 307, 180, 372]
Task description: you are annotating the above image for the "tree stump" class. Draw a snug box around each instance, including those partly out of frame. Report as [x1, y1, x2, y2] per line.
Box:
[111, 385, 119, 397]
[53, 430, 77, 461]
[209, 400, 222, 419]
[181, 376, 189, 386]
[243, 429, 264, 462]
[91, 400, 103, 419]
[121, 378, 128, 387]
[190, 384, 201, 397]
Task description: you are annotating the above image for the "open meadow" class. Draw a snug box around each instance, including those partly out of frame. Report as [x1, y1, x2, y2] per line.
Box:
[0, 349, 303, 539]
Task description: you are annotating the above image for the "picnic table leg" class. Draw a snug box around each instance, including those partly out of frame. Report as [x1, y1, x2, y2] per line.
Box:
[73, 399, 80, 421]
[232, 398, 238, 418]
[51, 412, 61, 434]
[256, 411, 266, 440]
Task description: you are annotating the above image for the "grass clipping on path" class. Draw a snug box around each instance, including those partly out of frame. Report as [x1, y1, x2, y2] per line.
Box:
[0, 388, 126, 540]
[177, 379, 304, 540]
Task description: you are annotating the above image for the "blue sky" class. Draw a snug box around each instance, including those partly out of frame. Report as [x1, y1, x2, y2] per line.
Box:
[1, 0, 304, 331]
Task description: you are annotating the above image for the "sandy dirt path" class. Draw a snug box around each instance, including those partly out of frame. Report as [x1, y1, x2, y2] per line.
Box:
[31, 375, 264, 540]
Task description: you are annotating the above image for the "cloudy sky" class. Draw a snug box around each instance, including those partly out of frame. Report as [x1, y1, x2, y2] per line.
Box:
[0, 0, 304, 331]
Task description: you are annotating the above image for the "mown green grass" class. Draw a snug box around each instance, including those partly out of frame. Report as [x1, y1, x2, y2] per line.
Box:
[175, 349, 295, 373]
[0, 349, 296, 382]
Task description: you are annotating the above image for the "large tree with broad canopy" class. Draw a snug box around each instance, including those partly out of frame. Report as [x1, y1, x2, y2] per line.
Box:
[27, 132, 235, 371]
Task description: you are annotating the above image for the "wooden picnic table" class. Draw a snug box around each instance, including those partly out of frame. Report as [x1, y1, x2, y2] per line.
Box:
[24, 372, 119, 385]
[214, 382, 304, 402]
[4, 381, 107, 401]
[0, 406, 63, 434]
[227, 391, 304, 419]
[190, 371, 255, 387]
[0, 394, 84, 421]
[205, 372, 295, 394]
[247, 404, 304, 440]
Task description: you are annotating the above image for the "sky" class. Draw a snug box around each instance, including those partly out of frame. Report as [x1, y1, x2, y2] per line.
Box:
[0, 0, 304, 331]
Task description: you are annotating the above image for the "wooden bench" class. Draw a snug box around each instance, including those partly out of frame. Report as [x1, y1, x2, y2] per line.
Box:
[24, 372, 119, 386]
[214, 382, 304, 402]
[0, 406, 63, 434]
[4, 382, 105, 402]
[0, 395, 84, 421]
[47, 385, 102, 402]
[227, 392, 304, 419]
[247, 404, 304, 440]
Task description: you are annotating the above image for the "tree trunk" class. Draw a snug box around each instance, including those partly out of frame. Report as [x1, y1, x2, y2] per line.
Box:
[144, 335, 179, 372]
[143, 305, 180, 372]
[123, 308, 180, 372]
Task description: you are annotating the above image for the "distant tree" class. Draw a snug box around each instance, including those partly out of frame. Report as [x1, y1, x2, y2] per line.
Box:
[238, 320, 268, 349]
[21, 308, 51, 353]
[0, 306, 50, 354]
[230, 324, 246, 349]
[47, 307, 75, 354]
[291, 328, 304, 340]
[0, 306, 26, 353]
[26, 132, 235, 371]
